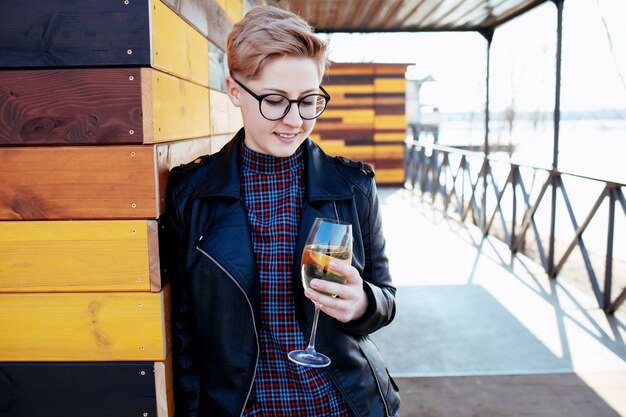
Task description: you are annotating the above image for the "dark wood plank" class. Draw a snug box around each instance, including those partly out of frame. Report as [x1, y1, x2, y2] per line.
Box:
[0, 362, 157, 417]
[0, 69, 143, 145]
[326, 74, 375, 85]
[0, 0, 151, 68]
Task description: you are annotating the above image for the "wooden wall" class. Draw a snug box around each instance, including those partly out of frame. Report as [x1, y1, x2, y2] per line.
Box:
[0, 0, 255, 415]
[0, 4, 405, 415]
[313, 63, 409, 185]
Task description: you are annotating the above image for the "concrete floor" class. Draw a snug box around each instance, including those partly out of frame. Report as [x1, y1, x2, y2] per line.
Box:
[371, 187, 626, 416]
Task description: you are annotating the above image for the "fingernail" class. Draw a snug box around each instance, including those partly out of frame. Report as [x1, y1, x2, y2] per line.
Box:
[329, 260, 337, 269]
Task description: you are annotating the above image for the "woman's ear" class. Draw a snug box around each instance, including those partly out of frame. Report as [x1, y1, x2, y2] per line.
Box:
[226, 76, 241, 107]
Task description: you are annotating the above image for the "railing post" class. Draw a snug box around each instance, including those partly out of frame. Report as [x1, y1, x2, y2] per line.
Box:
[482, 159, 489, 233]
[548, 172, 559, 277]
[511, 165, 518, 254]
[551, 0, 564, 172]
[460, 155, 467, 218]
[480, 28, 493, 233]
[419, 146, 427, 199]
[603, 186, 616, 310]
[548, 0, 564, 278]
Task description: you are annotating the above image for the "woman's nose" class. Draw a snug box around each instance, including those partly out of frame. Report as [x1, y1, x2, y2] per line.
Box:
[281, 103, 303, 127]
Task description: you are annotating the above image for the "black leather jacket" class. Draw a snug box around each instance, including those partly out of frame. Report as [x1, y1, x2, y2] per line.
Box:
[160, 129, 400, 417]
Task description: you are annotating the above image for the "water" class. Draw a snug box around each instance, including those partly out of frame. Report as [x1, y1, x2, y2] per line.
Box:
[415, 118, 625, 263]
[438, 118, 626, 183]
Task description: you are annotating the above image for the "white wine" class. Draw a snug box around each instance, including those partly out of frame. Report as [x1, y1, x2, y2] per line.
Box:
[289, 218, 352, 367]
[301, 244, 352, 296]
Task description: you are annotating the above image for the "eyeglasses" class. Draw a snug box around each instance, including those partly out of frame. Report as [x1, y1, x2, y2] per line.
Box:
[232, 77, 330, 121]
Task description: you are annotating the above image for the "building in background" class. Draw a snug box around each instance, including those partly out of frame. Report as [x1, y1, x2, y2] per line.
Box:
[313, 62, 409, 185]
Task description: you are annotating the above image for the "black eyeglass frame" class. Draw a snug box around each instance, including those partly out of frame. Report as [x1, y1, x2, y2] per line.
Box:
[231, 77, 331, 121]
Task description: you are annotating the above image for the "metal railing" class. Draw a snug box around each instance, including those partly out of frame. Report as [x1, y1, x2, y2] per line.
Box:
[404, 140, 626, 314]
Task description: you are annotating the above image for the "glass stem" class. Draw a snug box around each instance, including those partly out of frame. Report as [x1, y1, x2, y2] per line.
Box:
[306, 304, 322, 352]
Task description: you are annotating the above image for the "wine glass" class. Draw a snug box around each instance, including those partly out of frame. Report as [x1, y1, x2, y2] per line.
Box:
[288, 218, 353, 368]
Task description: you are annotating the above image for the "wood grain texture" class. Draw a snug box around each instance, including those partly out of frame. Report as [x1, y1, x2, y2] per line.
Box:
[209, 133, 235, 154]
[0, 362, 158, 417]
[0, 68, 213, 145]
[0, 287, 170, 362]
[157, 136, 212, 173]
[151, 0, 210, 87]
[374, 168, 404, 184]
[0, 69, 143, 145]
[151, 70, 211, 143]
[148, 220, 163, 292]
[0, 220, 160, 293]
[316, 63, 408, 184]
[215, 0, 243, 23]
[210, 90, 231, 136]
[210, 89, 241, 136]
[177, 0, 233, 50]
[375, 114, 407, 129]
[155, 354, 175, 417]
[0, 0, 151, 68]
[0, 145, 165, 220]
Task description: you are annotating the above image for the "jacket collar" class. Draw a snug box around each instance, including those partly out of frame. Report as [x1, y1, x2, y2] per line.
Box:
[194, 128, 353, 202]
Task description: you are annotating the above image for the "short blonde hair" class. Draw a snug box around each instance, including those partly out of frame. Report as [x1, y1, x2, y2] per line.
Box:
[227, 6, 329, 81]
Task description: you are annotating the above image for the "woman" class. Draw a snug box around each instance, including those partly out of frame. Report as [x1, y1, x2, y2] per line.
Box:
[160, 6, 400, 416]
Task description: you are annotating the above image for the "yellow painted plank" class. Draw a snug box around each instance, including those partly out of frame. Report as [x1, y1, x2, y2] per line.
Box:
[151, 0, 209, 87]
[226, 0, 243, 23]
[374, 132, 407, 142]
[327, 66, 374, 76]
[374, 65, 409, 75]
[322, 109, 375, 124]
[215, 0, 242, 23]
[374, 78, 406, 93]
[0, 220, 158, 293]
[318, 144, 375, 158]
[0, 288, 170, 362]
[374, 114, 406, 129]
[151, 69, 211, 142]
[376, 169, 405, 184]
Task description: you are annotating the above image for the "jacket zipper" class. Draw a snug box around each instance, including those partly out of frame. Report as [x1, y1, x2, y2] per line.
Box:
[196, 245, 259, 417]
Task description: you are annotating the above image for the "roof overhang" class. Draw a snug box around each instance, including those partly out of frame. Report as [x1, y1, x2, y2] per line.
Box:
[267, 0, 549, 33]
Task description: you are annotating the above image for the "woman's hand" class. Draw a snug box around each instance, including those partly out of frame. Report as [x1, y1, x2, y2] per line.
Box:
[304, 260, 368, 323]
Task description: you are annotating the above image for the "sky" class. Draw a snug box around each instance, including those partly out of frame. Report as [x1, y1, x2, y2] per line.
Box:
[324, 0, 626, 114]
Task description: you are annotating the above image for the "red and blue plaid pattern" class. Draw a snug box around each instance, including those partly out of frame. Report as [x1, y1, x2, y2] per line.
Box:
[240, 142, 353, 417]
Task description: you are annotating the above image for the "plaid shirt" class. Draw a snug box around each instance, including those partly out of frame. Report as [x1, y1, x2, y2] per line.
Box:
[240, 142, 354, 417]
